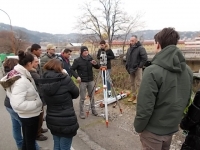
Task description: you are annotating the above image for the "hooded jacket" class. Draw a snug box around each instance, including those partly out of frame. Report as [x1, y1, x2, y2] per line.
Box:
[126, 41, 147, 74]
[0, 64, 42, 118]
[37, 70, 79, 138]
[134, 45, 193, 135]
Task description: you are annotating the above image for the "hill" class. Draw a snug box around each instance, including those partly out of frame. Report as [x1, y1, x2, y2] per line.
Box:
[0, 23, 199, 43]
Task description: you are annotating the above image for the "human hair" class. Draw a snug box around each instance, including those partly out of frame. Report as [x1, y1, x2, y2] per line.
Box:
[63, 48, 72, 54]
[18, 50, 34, 66]
[154, 33, 159, 44]
[31, 44, 41, 52]
[3, 58, 18, 73]
[43, 59, 63, 73]
[132, 35, 138, 39]
[155, 27, 180, 49]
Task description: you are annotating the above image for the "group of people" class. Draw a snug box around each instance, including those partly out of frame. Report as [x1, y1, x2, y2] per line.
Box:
[0, 40, 116, 150]
[0, 27, 199, 150]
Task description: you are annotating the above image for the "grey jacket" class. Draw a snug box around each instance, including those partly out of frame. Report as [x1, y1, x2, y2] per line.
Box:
[126, 41, 147, 74]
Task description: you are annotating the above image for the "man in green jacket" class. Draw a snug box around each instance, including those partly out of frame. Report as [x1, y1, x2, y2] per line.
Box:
[134, 27, 193, 150]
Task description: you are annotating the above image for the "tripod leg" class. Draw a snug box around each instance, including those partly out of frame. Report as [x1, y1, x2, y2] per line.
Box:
[107, 72, 123, 114]
[102, 69, 109, 127]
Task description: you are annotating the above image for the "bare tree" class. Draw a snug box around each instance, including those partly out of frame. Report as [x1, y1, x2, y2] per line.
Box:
[76, 0, 143, 48]
[120, 13, 144, 54]
[0, 30, 29, 54]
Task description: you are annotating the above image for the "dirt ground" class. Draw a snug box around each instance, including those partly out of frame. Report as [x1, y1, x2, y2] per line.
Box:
[80, 91, 186, 150]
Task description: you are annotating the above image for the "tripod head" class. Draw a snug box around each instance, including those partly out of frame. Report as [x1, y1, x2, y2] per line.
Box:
[100, 51, 107, 66]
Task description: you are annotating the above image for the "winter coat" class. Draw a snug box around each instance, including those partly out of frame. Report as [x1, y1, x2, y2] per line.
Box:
[57, 55, 74, 77]
[29, 68, 46, 105]
[134, 45, 193, 135]
[180, 90, 200, 150]
[70, 55, 100, 82]
[97, 48, 115, 69]
[0, 64, 42, 118]
[126, 41, 147, 74]
[38, 70, 79, 138]
[40, 53, 56, 71]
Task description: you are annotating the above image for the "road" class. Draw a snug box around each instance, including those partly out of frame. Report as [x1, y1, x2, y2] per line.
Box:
[0, 72, 92, 150]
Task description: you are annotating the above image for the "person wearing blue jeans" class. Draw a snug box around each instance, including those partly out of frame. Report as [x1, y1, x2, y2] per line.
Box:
[97, 40, 115, 97]
[53, 136, 72, 150]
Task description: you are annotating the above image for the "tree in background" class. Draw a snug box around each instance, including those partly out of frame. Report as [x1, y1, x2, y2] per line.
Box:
[76, 0, 144, 48]
[0, 30, 30, 54]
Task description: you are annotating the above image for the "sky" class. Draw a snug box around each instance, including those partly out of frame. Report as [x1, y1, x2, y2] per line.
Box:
[0, 0, 199, 34]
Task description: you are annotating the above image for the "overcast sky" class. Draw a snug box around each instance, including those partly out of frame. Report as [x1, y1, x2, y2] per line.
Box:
[0, 0, 199, 34]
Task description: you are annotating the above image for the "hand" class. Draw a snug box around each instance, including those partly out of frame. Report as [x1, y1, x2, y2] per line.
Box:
[90, 60, 97, 65]
[76, 77, 81, 83]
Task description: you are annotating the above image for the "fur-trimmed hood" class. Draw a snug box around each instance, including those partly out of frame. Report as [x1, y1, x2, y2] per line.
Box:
[0, 75, 21, 89]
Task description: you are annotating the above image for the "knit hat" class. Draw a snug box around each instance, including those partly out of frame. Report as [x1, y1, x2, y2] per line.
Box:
[80, 46, 88, 54]
[100, 40, 106, 45]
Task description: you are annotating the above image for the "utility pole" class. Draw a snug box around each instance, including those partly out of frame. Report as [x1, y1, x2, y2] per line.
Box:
[0, 8, 16, 54]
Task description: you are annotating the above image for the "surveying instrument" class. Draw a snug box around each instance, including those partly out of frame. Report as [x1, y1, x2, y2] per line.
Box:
[86, 51, 123, 127]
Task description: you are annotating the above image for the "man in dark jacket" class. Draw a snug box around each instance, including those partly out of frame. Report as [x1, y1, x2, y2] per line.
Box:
[134, 28, 193, 150]
[57, 48, 75, 77]
[97, 40, 115, 96]
[29, 53, 48, 141]
[126, 35, 147, 104]
[71, 46, 100, 119]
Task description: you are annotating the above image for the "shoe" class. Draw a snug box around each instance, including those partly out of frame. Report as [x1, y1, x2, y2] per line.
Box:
[79, 112, 86, 119]
[133, 100, 137, 104]
[128, 95, 136, 102]
[41, 128, 48, 133]
[92, 110, 98, 116]
[36, 135, 48, 141]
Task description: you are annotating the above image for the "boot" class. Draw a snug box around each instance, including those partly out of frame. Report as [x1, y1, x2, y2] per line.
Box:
[79, 100, 85, 119]
[91, 99, 98, 116]
[92, 109, 98, 116]
[128, 95, 136, 102]
[79, 112, 86, 119]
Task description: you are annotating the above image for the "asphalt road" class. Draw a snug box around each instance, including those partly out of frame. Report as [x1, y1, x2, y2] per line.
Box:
[0, 72, 91, 150]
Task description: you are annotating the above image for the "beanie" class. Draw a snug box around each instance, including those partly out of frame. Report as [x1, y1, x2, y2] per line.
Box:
[80, 46, 88, 54]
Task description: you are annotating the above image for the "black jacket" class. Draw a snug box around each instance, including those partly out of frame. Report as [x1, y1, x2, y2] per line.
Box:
[180, 90, 200, 150]
[4, 68, 12, 109]
[70, 55, 100, 82]
[97, 49, 115, 69]
[126, 41, 147, 74]
[38, 70, 79, 138]
[57, 55, 75, 77]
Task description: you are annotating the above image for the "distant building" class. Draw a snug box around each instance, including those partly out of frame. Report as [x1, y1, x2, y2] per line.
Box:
[185, 37, 200, 50]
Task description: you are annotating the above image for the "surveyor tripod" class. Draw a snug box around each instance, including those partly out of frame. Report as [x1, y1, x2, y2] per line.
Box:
[86, 65, 123, 127]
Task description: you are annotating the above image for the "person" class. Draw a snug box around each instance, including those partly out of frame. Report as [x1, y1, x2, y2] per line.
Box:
[57, 48, 75, 77]
[125, 35, 147, 104]
[0, 51, 43, 150]
[30, 44, 48, 141]
[40, 43, 57, 70]
[38, 59, 79, 150]
[97, 40, 115, 96]
[71, 46, 100, 119]
[134, 28, 193, 150]
[180, 88, 200, 150]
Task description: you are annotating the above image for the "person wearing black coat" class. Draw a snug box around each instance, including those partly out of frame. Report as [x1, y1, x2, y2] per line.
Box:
[180, 89, 200, 150]
[97, 40, 115, 96]
[38, 59, 79, 150]
[71, 46, 100, 119]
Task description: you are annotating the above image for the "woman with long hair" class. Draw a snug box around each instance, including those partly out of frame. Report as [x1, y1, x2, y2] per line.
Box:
[38, 59, 79, 150]
[0, 51, 42, 150]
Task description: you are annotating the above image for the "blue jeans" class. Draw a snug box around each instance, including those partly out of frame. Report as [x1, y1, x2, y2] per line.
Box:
[106, 69, 111, 91]
[53, 135, 73, 150]
[6, 107, 40, 150]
